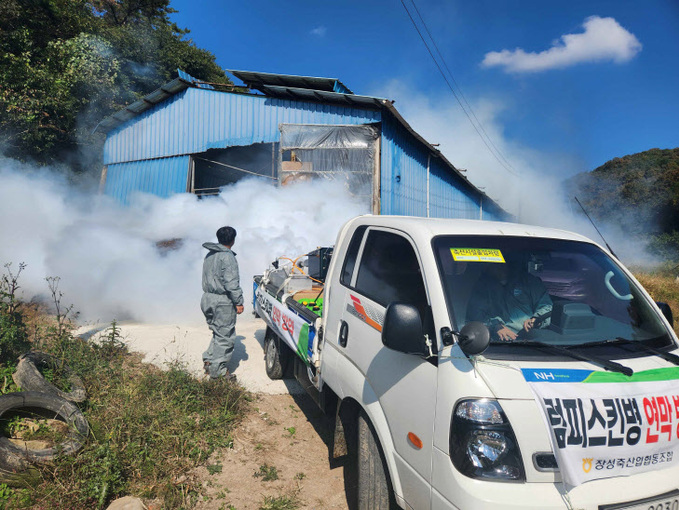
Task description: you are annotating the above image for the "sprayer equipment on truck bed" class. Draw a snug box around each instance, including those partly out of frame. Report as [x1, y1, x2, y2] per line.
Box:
[254, 214, 679, 510]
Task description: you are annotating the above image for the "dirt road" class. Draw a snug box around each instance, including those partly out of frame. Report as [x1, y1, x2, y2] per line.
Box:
[194, 392, 352, 509]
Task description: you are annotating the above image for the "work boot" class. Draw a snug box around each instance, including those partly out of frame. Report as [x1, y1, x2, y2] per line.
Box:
[211, 368, 236, 382]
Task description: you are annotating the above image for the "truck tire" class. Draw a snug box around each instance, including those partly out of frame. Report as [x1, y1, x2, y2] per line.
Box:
[358, 411, 395, 510]
[264, 328, 288, 379]
[0, 391, 89, 471]
[13, 352, 87, 403]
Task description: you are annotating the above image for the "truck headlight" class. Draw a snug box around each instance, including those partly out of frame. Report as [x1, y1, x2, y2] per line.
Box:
[450, 399, 525, 482]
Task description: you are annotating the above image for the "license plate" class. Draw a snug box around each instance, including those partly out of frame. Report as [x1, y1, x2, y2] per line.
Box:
[601, 490, 679, 510]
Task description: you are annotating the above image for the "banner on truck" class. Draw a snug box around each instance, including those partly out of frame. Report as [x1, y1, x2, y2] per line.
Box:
[255, 288, 311, 363]
[522, 367, 679, 487]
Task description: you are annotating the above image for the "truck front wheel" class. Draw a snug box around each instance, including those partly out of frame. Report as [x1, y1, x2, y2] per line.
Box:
[264, 328, 288, 379]
[358, 411, 395, 509]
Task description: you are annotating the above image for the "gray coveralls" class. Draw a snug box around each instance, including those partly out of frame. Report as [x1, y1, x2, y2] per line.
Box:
[201, 242, 244, 378]
[466, 270, 552, 336]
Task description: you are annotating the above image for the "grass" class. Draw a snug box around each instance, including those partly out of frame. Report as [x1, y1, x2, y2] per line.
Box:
[633, 268, 679, 335]
[0, 322, 249, 509]
[259, 494, 300, 510]
[254, 464, 279, 482]
[40, 363, 72, 393]
[0, 415, 68, 447]
[207, 462, 223, 475]
[0, 363, 19, 394]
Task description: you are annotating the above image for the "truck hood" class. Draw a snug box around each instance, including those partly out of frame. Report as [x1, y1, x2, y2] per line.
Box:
[474, 351, 679, 400]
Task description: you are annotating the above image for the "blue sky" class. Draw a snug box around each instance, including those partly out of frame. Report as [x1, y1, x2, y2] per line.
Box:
[170, 0, 679, 194]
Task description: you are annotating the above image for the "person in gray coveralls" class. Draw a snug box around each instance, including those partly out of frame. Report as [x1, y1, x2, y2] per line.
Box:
[201, 226, 244, 379]
[466, 261, 552, 342]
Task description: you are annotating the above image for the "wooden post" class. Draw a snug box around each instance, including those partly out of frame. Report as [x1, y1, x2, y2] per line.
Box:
[98, 166, 108, 194]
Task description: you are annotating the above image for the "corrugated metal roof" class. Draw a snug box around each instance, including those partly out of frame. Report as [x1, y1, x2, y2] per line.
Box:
[177, 69, 214, 89]
[96, 70, 232, 134]
[229, 70, 353, 94]
[95, 77, 191, 133]
[253, 84, 386, 109]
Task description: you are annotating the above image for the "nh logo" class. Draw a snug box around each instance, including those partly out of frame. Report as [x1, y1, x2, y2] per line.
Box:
[534, 372, 555, 380]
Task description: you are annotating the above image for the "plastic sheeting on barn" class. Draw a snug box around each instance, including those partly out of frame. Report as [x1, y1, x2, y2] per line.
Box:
[279, 123, 380, 211]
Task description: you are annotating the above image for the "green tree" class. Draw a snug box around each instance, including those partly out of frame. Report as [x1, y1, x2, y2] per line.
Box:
[0, 0, 231, 170]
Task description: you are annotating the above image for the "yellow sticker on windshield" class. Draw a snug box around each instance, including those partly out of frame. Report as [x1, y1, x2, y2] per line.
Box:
[450, 248, 505, 263]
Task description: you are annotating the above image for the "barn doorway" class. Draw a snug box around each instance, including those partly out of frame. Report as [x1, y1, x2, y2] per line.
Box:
[190, 143, 278, 197]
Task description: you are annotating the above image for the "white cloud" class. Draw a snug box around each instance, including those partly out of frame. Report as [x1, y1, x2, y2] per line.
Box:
[310, 26, 327, 37]
[481, 16, 642, 73]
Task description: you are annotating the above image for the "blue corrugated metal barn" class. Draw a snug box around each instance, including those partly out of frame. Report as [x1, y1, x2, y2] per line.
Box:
[98, 70, 506, 221]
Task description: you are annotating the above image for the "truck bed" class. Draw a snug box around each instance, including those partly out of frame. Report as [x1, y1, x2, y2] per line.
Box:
[253, 275, 322, 366]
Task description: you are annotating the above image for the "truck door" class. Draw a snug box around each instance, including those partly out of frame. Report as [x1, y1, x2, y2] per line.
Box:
[339, 227, 437, 508]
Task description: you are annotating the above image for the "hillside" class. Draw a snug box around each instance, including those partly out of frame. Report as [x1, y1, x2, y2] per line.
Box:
[566, 148, 679, 260]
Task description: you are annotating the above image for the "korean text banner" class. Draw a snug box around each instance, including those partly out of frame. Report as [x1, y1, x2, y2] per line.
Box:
[255, 287, 311, 363]
[522, 367, 679, 487]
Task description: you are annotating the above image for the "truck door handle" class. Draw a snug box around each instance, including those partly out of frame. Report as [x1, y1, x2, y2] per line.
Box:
[339, 320, 349, 347]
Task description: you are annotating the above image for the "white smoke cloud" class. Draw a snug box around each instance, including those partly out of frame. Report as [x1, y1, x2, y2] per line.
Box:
[373, 81, 656, 264]
[0, 159, 368, 324]
[376, 80, 584, 225]
[481, 16, 642, 73]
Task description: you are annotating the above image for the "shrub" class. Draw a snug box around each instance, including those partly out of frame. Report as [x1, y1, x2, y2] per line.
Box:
[0, 264, 30, 364]
[648, 231, 679, 262]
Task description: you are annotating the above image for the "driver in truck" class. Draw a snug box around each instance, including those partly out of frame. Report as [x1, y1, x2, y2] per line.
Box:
[466, 258, 553, 341]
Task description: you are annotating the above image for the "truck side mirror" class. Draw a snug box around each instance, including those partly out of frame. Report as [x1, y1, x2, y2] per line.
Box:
[656, 302, 674, 327]
[457, 321, 490, 355]
[382, 303, 427, 356]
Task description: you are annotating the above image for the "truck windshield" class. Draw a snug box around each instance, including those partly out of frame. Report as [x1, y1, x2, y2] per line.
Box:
[433, 235, 674, 357]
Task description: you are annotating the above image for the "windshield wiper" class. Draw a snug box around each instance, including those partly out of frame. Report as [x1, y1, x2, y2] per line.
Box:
[573, 337, 679, 366]
[509, 340, 634, 377]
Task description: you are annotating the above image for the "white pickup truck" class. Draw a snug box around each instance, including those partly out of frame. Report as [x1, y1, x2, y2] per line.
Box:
[254, 215, 679, 510]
